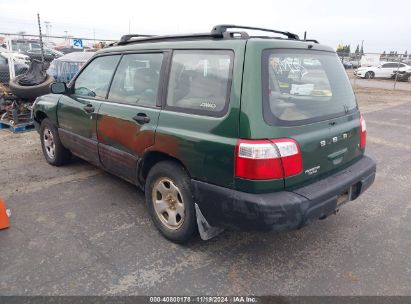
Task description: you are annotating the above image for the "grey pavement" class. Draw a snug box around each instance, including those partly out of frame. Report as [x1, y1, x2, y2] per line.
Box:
[0, 101, 410, 296]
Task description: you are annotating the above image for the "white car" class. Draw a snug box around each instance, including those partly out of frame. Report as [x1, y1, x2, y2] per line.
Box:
[354, 62, 411, 79]
[0, 46, 30, 64]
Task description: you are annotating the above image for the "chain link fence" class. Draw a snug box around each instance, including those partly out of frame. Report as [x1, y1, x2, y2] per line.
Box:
[341, 52, 411, 90]
[339, 52, 410, 68]
[0, 33, 116, 88]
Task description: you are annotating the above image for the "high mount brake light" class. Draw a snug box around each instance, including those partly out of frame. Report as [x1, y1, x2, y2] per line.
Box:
[235, 139, 303, 180]
[360, 113, 366, 149]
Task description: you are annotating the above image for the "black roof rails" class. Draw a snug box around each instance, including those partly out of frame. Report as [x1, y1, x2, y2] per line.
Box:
[304, 39, 319, 44]
[115, 24, 307, 46]
[117, 32, 223, 45]
[119, 34, 156, 44]
[211, 24, 300, 40]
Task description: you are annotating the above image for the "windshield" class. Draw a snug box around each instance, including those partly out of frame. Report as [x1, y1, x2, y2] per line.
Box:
[262, 49, 357, 126]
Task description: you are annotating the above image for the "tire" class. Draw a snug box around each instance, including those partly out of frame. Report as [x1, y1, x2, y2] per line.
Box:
[365, 72, 371, 79]
[9, 74, 54, 99]
[145, 161, 197, 243]
[40, 118, 71, 166]
[369, 71, 375, 79]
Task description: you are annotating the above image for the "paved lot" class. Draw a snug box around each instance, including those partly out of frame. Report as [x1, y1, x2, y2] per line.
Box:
[0, 88, 410, 296]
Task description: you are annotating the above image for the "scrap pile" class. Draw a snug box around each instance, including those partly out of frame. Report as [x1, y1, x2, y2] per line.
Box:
[0, 87, 33, 127]
[0, 60, 52, 132]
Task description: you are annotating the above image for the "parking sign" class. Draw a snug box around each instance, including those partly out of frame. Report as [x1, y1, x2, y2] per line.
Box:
[71, 38, 83, 49]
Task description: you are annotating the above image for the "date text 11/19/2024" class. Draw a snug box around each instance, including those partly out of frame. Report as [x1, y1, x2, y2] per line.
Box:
[149, 296, 258, 303]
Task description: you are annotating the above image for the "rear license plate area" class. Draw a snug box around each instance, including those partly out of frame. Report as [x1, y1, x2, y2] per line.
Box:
[337, 190, 350, 207]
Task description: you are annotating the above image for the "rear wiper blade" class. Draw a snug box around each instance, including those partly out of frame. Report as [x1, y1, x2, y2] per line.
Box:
[343, 104, 349, 113]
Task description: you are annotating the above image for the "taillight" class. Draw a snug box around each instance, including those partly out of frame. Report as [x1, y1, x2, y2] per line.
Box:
[235, 139, 303, 180]
[360, 113, 366, 149]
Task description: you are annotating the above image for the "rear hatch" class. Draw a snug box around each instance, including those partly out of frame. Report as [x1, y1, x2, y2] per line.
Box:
[259, 48, 363, 189]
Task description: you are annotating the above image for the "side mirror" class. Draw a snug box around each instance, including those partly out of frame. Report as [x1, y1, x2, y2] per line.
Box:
[50, 82, 68, 94]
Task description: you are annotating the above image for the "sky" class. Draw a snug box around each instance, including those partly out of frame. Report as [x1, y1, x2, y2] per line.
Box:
[0, 0, 410, 53]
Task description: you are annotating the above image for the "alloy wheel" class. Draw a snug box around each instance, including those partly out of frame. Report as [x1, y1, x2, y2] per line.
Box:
[152, 177, 185, 230]
[43, 127, 56, 160]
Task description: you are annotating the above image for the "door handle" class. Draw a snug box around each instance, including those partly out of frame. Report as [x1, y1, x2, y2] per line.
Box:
[83, 104, 95, 113]
[133, 113, 150, 124]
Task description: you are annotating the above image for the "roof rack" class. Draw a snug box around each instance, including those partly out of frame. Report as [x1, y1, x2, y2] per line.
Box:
[211, 24, 299, 40]
[117, 32, 221, 45]
[119, 34, 156, 44]
[116, 24, 306, 46]
[304, 39, 319, 44]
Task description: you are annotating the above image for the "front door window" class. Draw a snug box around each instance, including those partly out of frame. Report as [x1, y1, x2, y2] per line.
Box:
[74, 55, 120, 99]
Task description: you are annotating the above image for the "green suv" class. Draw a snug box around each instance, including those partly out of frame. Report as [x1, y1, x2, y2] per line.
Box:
[32, 25, 376, 243]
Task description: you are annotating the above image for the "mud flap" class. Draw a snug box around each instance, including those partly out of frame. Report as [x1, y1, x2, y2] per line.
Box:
[195, 203, 224, 240]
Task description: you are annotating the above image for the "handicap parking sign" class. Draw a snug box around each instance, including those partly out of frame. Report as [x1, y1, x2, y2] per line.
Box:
[71, 38, 83, 49]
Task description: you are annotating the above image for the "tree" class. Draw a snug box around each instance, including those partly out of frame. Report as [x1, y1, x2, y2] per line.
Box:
[355, 44, 360, 54]
[336, 43, 345, 59]
[360, 45, 364, 55]
[336, 43, 344, 53]
[340, 44, 351, 57]
[336, 44, 352, 58]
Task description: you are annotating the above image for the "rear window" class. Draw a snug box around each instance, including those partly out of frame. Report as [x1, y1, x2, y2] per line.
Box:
[262, 49, 357, 126]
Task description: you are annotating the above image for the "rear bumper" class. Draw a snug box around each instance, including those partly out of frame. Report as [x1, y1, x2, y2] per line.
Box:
[192, 156, 376, 231]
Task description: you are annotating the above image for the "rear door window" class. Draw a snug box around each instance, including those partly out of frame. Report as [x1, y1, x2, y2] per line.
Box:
[166, 50, 233, 116]
[262, 49, 357, 126]
[108, 53, 163, 107]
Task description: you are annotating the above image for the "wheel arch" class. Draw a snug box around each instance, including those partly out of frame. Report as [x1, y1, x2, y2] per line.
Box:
[32, 95, 61, 126]
[138, 151, 191, 187]
[34, 110, 48, 124]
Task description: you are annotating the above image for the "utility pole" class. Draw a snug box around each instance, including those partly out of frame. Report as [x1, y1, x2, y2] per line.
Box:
[44, 21, 50, 39]
[394, 54, 402, 90]
[37, 13, 45, 63]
